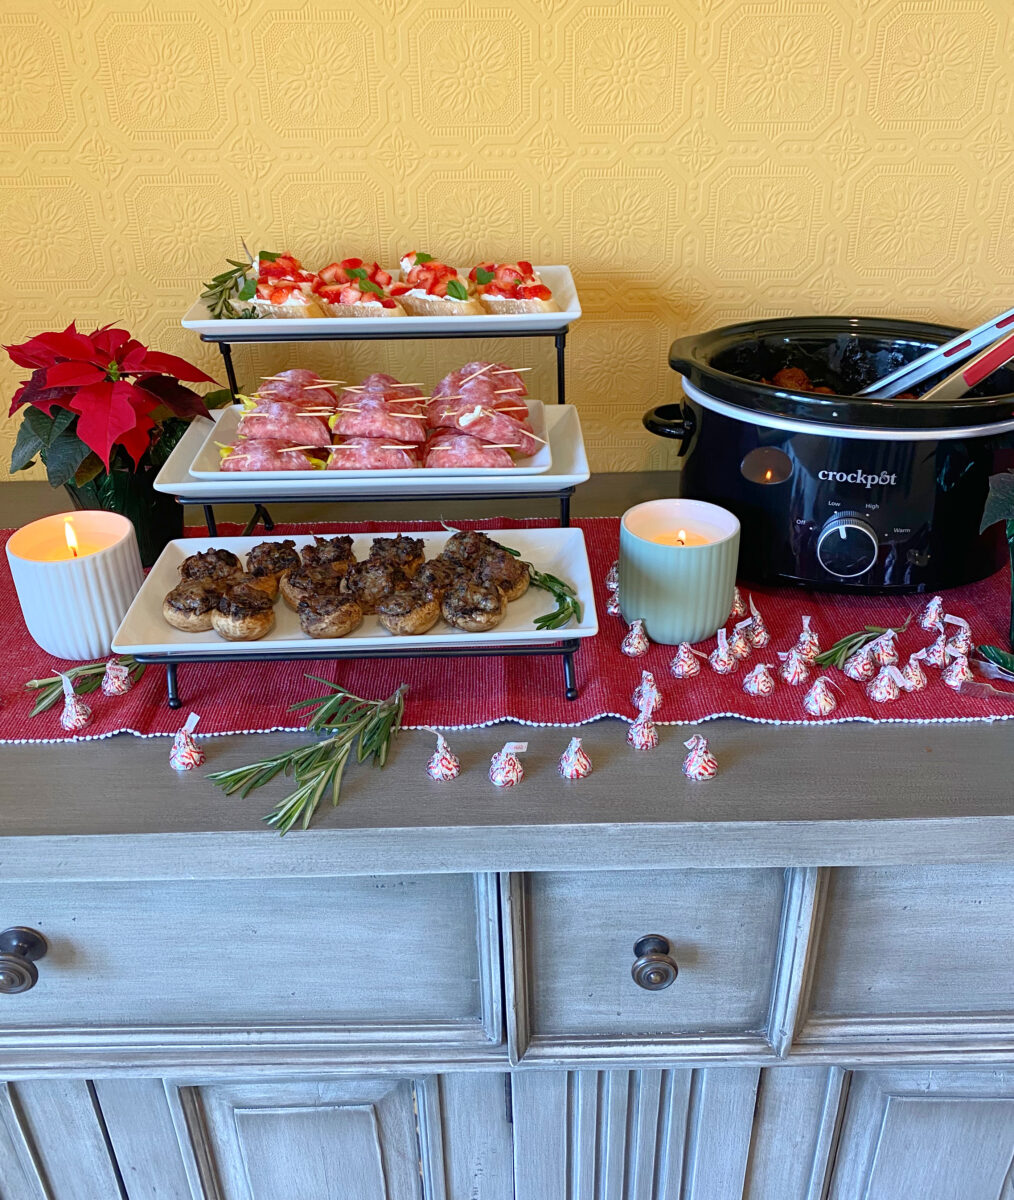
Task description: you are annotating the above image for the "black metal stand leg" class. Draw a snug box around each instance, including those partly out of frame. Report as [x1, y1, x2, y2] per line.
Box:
[555, 330, 567, 405]
[560, 493, 571, 527]
[218, 342, 239, 399]
[255, 504, 274, 531]
[563, 649, 578, 700]
[202, 505, 218, 536]
[166, 663, 182, 709]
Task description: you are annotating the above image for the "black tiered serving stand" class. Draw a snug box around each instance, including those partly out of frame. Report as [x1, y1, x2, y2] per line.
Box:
[188, 321, 574, 534]
[149, 314, 587, 706]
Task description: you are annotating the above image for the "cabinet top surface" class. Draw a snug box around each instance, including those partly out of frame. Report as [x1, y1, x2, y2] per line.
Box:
[2, 478, 1012, 877]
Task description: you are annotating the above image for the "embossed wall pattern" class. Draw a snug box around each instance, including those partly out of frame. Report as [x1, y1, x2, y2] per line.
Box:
[2, 0, 1013, 479]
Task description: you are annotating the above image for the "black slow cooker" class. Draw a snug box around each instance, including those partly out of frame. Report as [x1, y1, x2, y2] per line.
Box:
[644, 317, 1014, 594]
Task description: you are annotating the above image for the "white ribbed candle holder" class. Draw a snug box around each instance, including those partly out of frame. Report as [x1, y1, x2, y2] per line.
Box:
[7, 511, 144, 661]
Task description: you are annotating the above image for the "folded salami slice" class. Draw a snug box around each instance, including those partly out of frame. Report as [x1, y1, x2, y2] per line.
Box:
[331, 394, 428, 444]
[423, 432, 514, 469]
[220, 439, 323, 472]
[237, 409, 332, 447]
[431, 361, 528, 398]
[258, 369, 337, 405]
[428, 400, 539, 457]
[326, 438, 419, 470]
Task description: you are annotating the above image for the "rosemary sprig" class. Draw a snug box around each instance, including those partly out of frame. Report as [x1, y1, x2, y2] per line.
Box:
[206, 679, 407, 834]
[25, 657, 146, 716]
[814, 614, 912, 669]
[200, 258, 259, 319]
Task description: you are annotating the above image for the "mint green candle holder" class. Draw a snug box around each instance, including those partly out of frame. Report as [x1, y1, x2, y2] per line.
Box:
[618, 499, 741, 645]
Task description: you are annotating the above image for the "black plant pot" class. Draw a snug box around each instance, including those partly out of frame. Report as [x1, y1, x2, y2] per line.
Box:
[65, 460, 182, 568]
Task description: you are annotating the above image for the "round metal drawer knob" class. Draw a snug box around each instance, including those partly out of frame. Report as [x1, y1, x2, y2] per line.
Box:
[631, 934, 678, 991]
[0, 928, 47, 995]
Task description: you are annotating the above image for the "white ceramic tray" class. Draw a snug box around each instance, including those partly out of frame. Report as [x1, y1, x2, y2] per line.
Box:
[154, 405, 589, 499]
[112, 529, 598, 657]
[188, 400, 551, 479]
[182, 266, 580, 336]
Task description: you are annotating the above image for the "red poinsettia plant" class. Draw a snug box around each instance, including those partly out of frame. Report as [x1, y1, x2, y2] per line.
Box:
[5, 323, 218, 486]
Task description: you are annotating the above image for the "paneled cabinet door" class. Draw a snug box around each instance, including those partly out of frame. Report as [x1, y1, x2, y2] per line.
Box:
[0, 1080, 123, 1200]
[827, 1069, 1014, 1200]
[95, 1074, 514, 1200]
[512, 1066, 763, 1200]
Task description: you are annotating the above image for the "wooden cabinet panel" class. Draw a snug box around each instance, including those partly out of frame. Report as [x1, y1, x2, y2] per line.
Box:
[0, 874, 501, 1065]
[0, 1080, 123, 1200]
[828, 1069, 1014, 1200]
[800, 866, 1014, 1050]
[512, 1067, 761, 1200]
[97, 1073, 514, 1200]
[506, 868, 792, 1059]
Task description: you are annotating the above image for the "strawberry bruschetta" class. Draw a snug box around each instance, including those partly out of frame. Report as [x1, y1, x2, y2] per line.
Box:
[248, 251, 323, 319]
[470, 262, 558, 314]
[311, 259, 406, 318]
[391, 252, 483, 317]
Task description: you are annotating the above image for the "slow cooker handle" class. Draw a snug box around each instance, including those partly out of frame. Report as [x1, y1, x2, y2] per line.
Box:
[642, 403, 697, 456]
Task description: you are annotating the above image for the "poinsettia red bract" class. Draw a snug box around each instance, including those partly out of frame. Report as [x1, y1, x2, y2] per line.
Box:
[5, 322, 216, 468]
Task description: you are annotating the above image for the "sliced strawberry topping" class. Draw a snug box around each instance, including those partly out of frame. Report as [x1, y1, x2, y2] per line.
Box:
[518, 283, 552, 301]
[340, 257, 364, 270]
[494, 264, 524, 285]
[484, 281, 516, 297]
[369, 262, 392, 288]
[390, 282, 411, 296]
[339, 285, 364, 304]
[380, 297, 397, 309]
[518, 260, 534, 276]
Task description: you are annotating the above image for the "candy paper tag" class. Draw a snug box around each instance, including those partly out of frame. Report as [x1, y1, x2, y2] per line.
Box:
[503, 741, 528, 754]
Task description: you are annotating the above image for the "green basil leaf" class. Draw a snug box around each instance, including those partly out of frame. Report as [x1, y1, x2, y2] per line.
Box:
[257, 250, 281, 262]
[476, 267, 495, 285]
[414, 251, 434, 264]
[238, 277, 256, 300]
[359, 278, 383, 296]
[344, 266, 366, 280]
[446, 278, 468, 301]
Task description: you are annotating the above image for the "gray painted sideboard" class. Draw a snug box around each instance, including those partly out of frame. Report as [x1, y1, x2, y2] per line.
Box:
[0, 478, 1012, 1199]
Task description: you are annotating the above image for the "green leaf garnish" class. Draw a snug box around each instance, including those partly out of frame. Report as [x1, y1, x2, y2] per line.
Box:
[414, 251, 434, 264]
[476, 266, 495, 285]
[238, 277, 256, 300]
[207, 680, 407, 834]
[344, 266, 367, 280]
[257, 250, 281, 262]
[814, 614, 912, 669]
[359, 278, 384, 296]
[25, 657, 146, 716]
[445, 278, 469, 301]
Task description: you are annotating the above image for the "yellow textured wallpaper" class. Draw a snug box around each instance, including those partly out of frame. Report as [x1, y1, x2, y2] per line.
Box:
[3, 0, 1014, 480]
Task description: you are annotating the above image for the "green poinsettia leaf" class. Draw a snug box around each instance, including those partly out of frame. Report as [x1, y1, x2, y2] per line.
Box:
[43, 428, 92, 487]
[445, 278, 468, 301]
[10, 419, 45, 473]
[981, 472, 1014, 532]
[203, 388, 237, 409]
[74, 452, 104, 486]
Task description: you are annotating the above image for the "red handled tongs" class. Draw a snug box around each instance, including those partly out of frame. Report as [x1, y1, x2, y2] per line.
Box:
[858, 306, 1014, 398]
[916, 329, 1014, 401]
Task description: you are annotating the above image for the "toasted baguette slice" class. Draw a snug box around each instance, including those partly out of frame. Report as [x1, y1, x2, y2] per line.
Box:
[478, 295, 560, 315]
[398, 293, 484, 317]
[316, 299, 406, 318]
[248, 296, 324, 319]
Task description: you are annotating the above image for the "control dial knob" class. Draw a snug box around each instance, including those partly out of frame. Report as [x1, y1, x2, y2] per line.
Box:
[816, 512, 879, 579]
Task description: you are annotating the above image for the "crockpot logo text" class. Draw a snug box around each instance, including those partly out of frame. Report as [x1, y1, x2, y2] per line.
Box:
[818, 469, 898, 488]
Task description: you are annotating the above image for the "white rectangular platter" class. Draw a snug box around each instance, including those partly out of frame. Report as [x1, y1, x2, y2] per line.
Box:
[182, 266, 580, 336]
[154, 405, 589, 499]
[189, 400, 551, 479]
[112, 529, 598, 657]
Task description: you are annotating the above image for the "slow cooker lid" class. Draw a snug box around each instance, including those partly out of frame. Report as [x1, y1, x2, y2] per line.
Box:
[669, 316, 1014, 432]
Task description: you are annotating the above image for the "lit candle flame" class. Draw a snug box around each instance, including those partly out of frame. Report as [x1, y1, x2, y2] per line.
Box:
[676, 528, 687, 547]
[64, 518, 79, 559]
[764, 468, 773, 482]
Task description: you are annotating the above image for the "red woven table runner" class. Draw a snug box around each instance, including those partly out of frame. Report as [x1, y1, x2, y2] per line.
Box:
[1, 516, 1012, 744]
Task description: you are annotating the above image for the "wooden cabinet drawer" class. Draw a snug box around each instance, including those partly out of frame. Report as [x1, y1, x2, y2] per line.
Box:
[505, 869, 805, 1061]
[0, 873, 501, 1066]
[799, 866, 1014, 1049]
